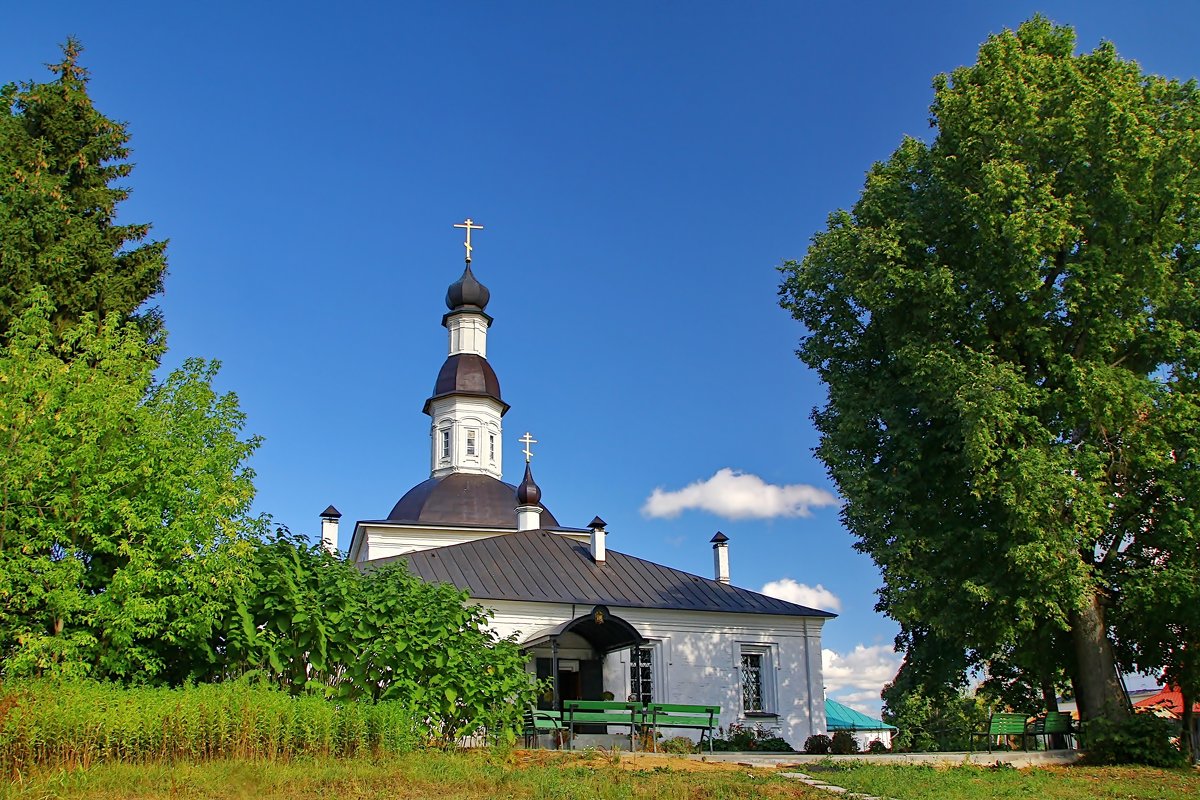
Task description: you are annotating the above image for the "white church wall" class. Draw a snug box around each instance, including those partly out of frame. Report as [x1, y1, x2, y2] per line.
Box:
[352, 524, 588, 563]
[486, 599, 828, 748]
[428, 395, 504, 478]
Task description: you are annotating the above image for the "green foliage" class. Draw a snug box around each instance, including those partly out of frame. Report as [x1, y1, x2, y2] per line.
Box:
[0, 293, 261, 682]
[658, 735, 698, 754]
[883, 678, 990, 752]
[803, 733, 832, 754]
[204, 529, 538, 744]
[778, 15, 1200, 722]
[709, 722, 794, 752]
[1080, 713, 1188, 768]
[866, 739, 889, 754]
[0, 39, 167, 344]
[0, 679, 420, 775]
[830, 730, 859, 754]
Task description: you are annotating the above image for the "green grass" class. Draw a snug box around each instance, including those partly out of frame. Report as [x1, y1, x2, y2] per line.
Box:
[0, 679, 421, 773]
[0, 751, 822, 800]
[805, 761, 1200, 800]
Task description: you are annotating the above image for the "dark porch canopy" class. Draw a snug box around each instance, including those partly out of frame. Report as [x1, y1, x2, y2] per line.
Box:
[521, 605, 646, 655]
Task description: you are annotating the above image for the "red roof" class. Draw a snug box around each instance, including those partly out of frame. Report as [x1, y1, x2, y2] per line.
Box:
[1133, 686, 1200, 718]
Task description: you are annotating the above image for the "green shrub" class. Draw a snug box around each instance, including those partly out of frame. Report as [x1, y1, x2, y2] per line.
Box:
[804, 734, 832, 754]
[831, 730, 860, 754]
[709, 723, 794, 752]
[866, 739, 888, 753]
[659, 736, 698, 754]
[1080, 713, 1187, 768]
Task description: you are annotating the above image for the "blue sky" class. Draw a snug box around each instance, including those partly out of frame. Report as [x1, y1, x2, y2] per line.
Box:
[5, 1, 1195, 716]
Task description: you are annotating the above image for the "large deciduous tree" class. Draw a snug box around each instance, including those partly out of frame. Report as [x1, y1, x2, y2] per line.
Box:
[0, 38, 167, 344]
[779, 17, 1200, 723]
[0, 293, 261, 680]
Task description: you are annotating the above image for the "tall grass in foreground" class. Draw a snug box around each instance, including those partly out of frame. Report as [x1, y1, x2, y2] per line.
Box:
[0, 679, 420, 775]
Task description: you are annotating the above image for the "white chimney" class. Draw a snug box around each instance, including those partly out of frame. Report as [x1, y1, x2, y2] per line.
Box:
[320, 505, 341, 555]
[711, 531, 729, 583]
[588, 516, 607, 564]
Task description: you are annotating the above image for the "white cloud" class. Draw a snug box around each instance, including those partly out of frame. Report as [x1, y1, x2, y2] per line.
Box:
[760, 578, 842, 612]
[822, 644, 902, 709]
[641, 468, 838, 520]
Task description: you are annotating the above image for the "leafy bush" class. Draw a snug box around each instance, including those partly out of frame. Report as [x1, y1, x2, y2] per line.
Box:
[1080, 713, 1186, 768]
[804, 734, 832, 754]
[866, 739, 889, 753]
[831, 730, 860, 754]
[205, 531, 539, 744]
[710, 723, 794, 752]
[659, 736, 698, 754]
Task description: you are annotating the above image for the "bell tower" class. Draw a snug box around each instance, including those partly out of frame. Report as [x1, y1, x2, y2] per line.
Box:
[422, 219, 508, 479]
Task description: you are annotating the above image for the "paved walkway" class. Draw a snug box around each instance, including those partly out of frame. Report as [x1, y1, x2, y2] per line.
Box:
[678, 749, 1081, 768]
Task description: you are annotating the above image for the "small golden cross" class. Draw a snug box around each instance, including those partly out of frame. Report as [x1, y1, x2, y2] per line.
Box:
[453, 218, 484, 263]
[519, 432, 537, 463]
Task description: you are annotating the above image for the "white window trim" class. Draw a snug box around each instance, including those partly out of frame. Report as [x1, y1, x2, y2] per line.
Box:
[620, 639, 667, 704]
[466, 428, 478, 457]
[735, 642, 778, 718]
[440, 428, 452, 461]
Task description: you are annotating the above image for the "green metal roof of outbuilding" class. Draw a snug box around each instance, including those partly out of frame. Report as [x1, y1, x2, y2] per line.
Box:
[825, 699, 897, 731]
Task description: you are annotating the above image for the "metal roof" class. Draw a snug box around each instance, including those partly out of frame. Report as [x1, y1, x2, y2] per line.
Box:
[365, 529, 837, 618]
[824, 698, 896, 731]
[384, 473, 561, 528]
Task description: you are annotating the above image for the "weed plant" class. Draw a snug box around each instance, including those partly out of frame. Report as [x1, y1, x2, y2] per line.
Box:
[0, 679, 420, 776]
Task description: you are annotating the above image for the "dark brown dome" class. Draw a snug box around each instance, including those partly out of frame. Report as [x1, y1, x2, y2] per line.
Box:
[388, 473, 559, 528]
[422, 354, 509, 415]
[445, 264, 490, 311]
[516, 463, 541, 506]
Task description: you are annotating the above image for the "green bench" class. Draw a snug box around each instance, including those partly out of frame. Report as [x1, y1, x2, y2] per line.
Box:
[645, 703, 720, 752]
[523, 708, 564, 749]
[971, 711, 1031, 752]
[562, 700, 642, 751]
[1028, 711, 1075, 750]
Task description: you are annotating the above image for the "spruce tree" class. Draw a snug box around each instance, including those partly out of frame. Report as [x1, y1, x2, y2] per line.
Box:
[0, 38, 167, 343]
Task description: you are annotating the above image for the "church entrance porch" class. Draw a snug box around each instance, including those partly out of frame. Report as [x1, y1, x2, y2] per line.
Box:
[522, 606, 646, 746]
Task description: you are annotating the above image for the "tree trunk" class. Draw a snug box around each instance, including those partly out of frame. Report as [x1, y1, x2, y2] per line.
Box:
[1041, 677, 1067, 749]
[1182, 688, 1197, 765]
[1069, 590, 1128, 723]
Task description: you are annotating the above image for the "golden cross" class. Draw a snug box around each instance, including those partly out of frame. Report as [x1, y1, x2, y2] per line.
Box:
[453, 218, 484, 263]
[519, 432, 537, 463]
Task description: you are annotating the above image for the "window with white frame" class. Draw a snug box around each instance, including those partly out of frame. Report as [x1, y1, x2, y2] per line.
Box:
[440, 429, 451, 460]
[489, 433, 496, 462]
[629, 646, 654, 705]
[738, 645, 775, 714]
[466, 429, 477, 456]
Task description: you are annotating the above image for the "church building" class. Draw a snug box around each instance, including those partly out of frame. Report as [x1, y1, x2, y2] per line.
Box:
[335, 220, 834, 746]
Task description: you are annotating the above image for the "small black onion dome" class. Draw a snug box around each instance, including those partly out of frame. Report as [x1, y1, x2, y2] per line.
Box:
[710, 531, 729, 544]
[445, 264, 491, 311]
[516, 463, 542, 506]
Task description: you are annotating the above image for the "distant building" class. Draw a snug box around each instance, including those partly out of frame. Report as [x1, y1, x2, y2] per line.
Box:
[327, 226, 835, 746]
[824, 698, 896, 749]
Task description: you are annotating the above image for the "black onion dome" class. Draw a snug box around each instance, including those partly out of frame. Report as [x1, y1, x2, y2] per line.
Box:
[387, 473, 559, 528]
[516, 463, 542, 506]
[421, 353, 510, 415]
[445, 264, 491, 311]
